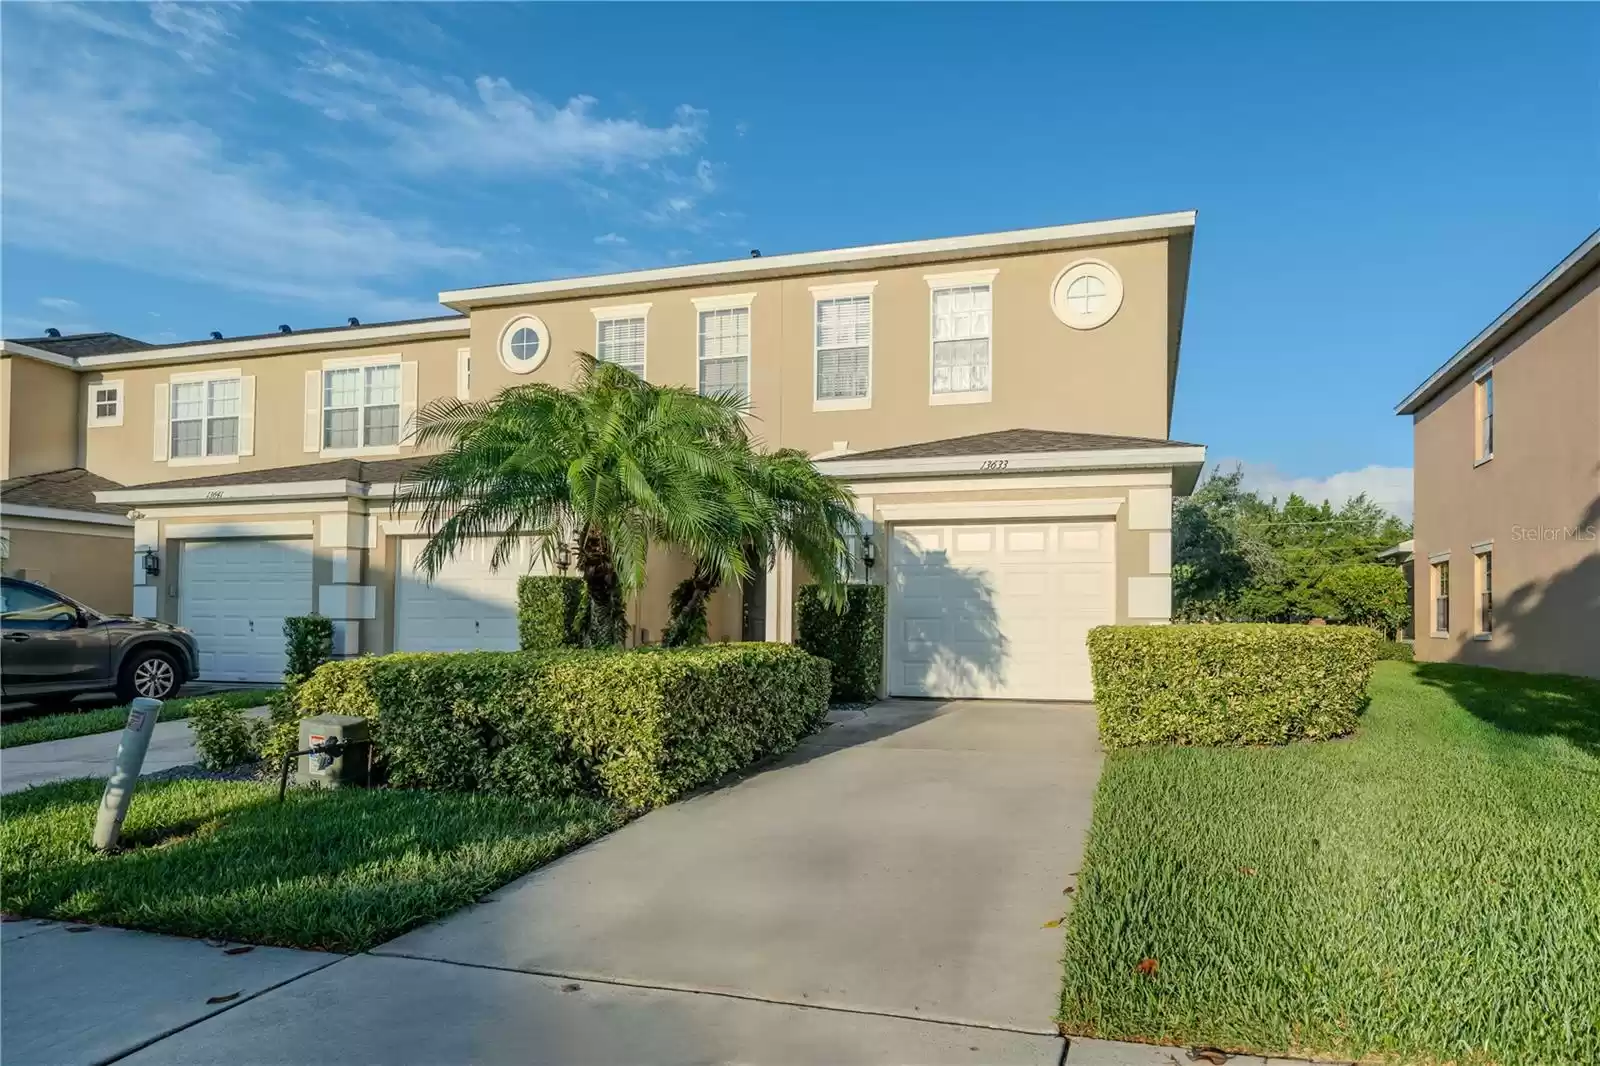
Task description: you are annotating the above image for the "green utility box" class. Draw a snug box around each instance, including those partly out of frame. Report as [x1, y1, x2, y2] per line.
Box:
[294, 714, 372, 789]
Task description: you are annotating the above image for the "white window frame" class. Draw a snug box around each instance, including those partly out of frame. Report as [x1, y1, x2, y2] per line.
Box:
[167, 368, 243, 467]
[1472, 542, 1493, 640]
[692, 292, 756, 404]
[1473, 360, 1494, 466]
[1428, 552, 1451, 638]
[926, 268, 998, 406]
[320, 353, 403, 457]
[87, 379, 124, 428]
[810, 281, 875, 412]
[592, 302, 651, 379]
[498, 315, 551, 375]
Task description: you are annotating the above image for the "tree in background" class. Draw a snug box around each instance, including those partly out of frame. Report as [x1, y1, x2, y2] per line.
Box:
[1174, 465, 1412, 631]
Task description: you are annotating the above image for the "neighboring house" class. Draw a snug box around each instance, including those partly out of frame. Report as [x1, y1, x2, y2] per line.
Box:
[1, 211, 1205, 699]
[0, 332, 149, 613]
[1374, 539, 1415, 640]
[1396, 228, 1600, 679]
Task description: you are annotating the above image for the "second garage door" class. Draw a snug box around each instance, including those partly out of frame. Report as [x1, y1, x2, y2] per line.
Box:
[181, 539, 314, 682]
[888, 519, 1115, 702]
[395, 537, 545, 653]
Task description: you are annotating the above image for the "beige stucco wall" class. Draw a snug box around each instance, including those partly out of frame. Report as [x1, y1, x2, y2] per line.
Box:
[468, 237, 1178, 455]
[1, 518, 133, 614]
[1411, 263, 1600, 678]
[80, 335, 465, 487]
[2, 356, 82, 479]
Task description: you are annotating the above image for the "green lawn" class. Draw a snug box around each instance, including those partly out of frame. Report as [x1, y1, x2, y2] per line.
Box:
[0, 778, 623, 952]
[0, 690, 277, 748]
[1059, 661, 1600, 1066]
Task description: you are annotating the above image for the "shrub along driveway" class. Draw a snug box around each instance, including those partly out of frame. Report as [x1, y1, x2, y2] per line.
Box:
[114, 698, 1100, 1064]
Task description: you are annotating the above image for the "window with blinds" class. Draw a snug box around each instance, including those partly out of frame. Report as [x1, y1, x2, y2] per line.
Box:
[597, 316, 647, 376]
[698, 306, 750, 401]
[930, 284, 992, 395]
[815, 295, 871, 401]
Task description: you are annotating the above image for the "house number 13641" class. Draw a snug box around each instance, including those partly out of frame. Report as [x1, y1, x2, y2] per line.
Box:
[979, 459, 1009, 471]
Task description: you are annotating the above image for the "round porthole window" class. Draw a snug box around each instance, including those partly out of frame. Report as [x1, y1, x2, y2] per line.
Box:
[499, 315, 550, 373]
[1050, 259, 1124, 330]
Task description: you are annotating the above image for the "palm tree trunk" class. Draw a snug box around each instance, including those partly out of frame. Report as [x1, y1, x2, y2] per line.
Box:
[577, 528, 628, 647]
[663, 565, 720, 646]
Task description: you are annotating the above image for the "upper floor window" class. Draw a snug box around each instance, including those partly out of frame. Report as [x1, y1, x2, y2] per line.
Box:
[596, 313, 648, 377]
[929, 281, 993, 401]
[1051, 259, 1124, 330]
[1475, 369, 1494, 463]
[499, 315, 550, 375]
[171, 377, 239, 459]
[324, 364, 399, 450]
[88, 380, 123, 428]
[698, 305, 751, 402]
[814, 292, 872, 407]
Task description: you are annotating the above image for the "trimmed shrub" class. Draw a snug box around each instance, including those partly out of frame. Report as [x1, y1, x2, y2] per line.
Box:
[1087, 623, 1379, 748]
[1377, 638, 1415, 662]
[795, 584, 885, 703]
[1317, 563, 1412, 637]
[283, 615, 334, 680]
[295, 643, 830, 810]
[517, 575, 588, 651]
[188, 697, 268, 770]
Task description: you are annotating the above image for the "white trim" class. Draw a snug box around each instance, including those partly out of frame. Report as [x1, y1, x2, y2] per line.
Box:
[70, 318, 468, 371]
[499, 315, 550, 374]
[1471, 539, 1494, 553]
[1396, 227, 1600, 414]
[928, 391, 991, 407]
[690, 292, 757, 312]
[319, 512, 371, 549]
[812, 288, 873, 412]
[1051, 258, 1125, 330]
[456, 347, 472, 400]
[589, 302, 653, 319]
[169, 367, 243, 384]
[924, 267, 999, 288]
[321, 445, 402, 460]
[0, 503, 133, 527]
[808, 280, 878, 298]
[166, 454, 242, 468]
[850, 471, 1172, 494]
[876, 498, 1124, 522]
[379, 518, 423, 536]
[87, 379, 125, 428]
[163, 520, 315, 539]
[1427, 550, 1452, 563]
[97, 480, 366, 505]
[133, 501, 362, 519]
[318, 357, 405, 455]
[441, 212, 1195, 310]
[1472, 358, 1495, 382]
[1, 341, 77, 368]
[322, 352, 403, 370]
[816, 445, 1207, 479]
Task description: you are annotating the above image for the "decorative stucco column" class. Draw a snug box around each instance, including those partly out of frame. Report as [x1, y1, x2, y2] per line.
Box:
[1126, 486, 1173, 623]
[315, 512, 374, 658]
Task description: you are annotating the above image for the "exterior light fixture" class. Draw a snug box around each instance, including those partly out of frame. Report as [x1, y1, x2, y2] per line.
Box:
[555, 542, 573, 573]
[861, 534, 877, 574]
[141, 548, 161, 578]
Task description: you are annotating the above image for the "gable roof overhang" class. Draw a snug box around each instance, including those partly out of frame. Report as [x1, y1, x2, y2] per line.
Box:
[1396, 227, 1600, 415]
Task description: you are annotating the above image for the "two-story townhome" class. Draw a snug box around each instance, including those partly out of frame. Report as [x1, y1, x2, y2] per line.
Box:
[2, 211, 1205, 700]
[1397, 227, 1599, 679]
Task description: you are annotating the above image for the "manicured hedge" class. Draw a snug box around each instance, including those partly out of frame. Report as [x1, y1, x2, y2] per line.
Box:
[295, 643, 831, 809]
[795, 583, 885, 703]
[517, 575, 587, 650]
[282, 615, 334, 679]
[1376, 638, 1415, 662]
[1087, 623, 1379, 748]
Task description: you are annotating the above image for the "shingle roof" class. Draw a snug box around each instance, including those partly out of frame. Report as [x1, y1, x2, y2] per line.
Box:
[123, 456, 433, 492]
[836, 429, 1201, 462]
[2, 468, 129, 515]
[118, 315, 465, 353]
[9, 333, 154, 357]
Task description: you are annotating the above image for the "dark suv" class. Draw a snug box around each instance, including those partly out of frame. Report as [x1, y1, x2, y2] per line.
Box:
[1, 577, 198, 705]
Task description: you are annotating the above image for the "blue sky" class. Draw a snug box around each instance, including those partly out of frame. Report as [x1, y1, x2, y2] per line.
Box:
[4, 3, 1597, 518]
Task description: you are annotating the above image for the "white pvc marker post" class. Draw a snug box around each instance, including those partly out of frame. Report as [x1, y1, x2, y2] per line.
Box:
[92, 697, 162, 851]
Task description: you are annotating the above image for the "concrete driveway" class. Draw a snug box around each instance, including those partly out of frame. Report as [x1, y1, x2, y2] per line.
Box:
[116, 698, 1105, 1064]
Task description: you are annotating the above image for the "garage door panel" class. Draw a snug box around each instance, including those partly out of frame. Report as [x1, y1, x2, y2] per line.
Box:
[181, 539, 313, 683]
[395, 537, 545, 654]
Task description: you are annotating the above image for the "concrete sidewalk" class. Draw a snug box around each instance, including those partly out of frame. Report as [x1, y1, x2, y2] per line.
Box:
[1, 707, 269, 794]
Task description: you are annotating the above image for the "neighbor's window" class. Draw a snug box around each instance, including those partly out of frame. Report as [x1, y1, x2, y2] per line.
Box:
[1475, 550, 1493, 635]
[88, 381, 123, 427]
[1475, 371, 1494, 462]
[698, 306, 750, 402]
[1431, 560, 1450, 635]
[171, 377, 239, 458]
[815, 295, 872, 402]
[597, 316, 647, 377]
[323, 364, 400, 449]
[930, 284, 992, 396]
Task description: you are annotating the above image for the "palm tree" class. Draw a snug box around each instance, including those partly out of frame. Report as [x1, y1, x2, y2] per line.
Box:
[662, 445, 859, 646]
[396, 356, 752, 647]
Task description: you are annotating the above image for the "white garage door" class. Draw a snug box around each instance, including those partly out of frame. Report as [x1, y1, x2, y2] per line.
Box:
[888, 520, 1115, 701]
[395, 537, 545, 653]
[181, 539, 314, 682]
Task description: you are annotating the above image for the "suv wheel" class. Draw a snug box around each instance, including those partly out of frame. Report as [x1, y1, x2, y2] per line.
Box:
[118, 648, 183, 703]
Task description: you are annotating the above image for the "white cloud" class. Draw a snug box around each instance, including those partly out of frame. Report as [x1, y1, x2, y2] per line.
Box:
[594, 233, 628, 246]
[292, 35, 706, 177]
[38, 297, 81, 311]
[1216, 459, 1414, 522]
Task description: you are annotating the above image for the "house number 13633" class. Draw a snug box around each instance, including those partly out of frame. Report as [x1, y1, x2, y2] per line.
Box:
[979, 459, 1009, 471]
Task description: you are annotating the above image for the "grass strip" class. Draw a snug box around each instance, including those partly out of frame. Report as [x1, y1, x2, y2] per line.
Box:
[0, 690, 276, 749]
[1, 777, 624, 952]
[1058, 661, 1600, 1066]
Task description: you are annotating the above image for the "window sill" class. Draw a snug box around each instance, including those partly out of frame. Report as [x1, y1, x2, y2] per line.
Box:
[320, 445, 402, 459]
[929, 390, 992, 407]
[1474, 454, 1494, 467]
[1430, 630, 1450, 639]
[88, 418, 124, 429]
[168, 454, 240, 468]
[813, 397, 872, 413]
[1472, 632, 1493, 642]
